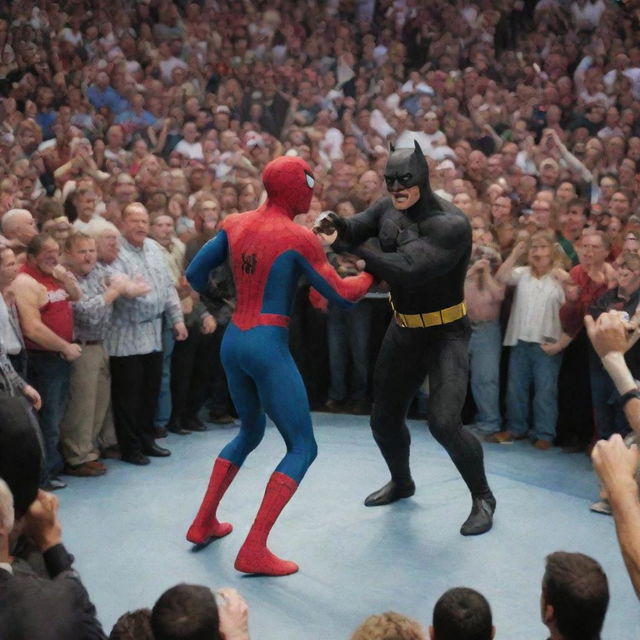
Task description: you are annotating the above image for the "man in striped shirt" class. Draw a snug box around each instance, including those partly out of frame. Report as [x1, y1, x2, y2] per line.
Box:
[61, 232, 150, 477]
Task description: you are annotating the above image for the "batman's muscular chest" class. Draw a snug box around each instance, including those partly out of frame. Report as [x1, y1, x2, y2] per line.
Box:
[378, 208, 432, 252]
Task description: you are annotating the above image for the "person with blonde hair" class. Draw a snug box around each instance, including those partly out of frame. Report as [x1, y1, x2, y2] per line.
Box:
[350, 612, 426, 640]
[487, 229, 569, 448]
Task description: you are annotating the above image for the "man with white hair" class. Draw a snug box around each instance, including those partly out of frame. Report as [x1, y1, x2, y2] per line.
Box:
[60, 232, 150, 477]
[0, 208, 38, 256]
[87, 217, 122, 266]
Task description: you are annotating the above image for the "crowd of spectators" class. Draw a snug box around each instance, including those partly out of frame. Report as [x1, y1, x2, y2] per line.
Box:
[1, 0, 640, 636]
[1, 0, 640, 458]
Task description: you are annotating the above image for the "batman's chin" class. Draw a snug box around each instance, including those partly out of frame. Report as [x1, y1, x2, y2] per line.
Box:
[391, 192, 416, 210]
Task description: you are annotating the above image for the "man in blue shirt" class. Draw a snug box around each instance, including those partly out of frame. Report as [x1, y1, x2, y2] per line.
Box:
[86, 71, 128, 116]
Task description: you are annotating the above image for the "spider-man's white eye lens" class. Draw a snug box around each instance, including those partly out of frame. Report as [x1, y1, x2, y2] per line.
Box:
[305, 172, 315, 189]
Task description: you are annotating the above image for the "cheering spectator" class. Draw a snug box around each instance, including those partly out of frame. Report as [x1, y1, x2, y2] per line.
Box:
[588, 252, 640, 441]
[60, 232, 148, 477]
[0, 208, 38, 258]
[150, 584, 249, 640]
[12, 234, 82, 490]
[464, 244, 505, 437]
[556, 229, 616, 452]
[0, 245, 27, 377]
[0, 480, 107, 639]
[430, 587, 494, 640]
[105, 203, 187, 466]
[488, 231, 568, 449]
[540, 551, 609, 640]
[350, 612, 425, 640]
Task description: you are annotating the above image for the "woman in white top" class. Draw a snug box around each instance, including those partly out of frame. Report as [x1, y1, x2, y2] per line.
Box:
[487, 230, 569, 449]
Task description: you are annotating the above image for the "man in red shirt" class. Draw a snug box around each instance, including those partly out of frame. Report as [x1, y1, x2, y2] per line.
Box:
[12, 234, 82, 490]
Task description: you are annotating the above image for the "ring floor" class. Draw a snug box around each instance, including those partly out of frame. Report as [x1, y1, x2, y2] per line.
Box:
[59, 413, 639, 639]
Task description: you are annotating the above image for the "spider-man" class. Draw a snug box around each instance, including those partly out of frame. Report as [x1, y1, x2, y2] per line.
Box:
[184, 155, 373, 576]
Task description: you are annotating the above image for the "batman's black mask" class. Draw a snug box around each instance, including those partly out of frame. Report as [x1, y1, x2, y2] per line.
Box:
[384, 141, 434, 211]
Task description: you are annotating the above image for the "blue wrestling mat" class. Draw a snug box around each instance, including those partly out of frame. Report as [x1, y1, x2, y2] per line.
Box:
[59, 413, 639, 639]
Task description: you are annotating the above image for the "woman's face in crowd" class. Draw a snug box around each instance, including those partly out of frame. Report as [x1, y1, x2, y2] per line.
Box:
[556, 182, 576, 203]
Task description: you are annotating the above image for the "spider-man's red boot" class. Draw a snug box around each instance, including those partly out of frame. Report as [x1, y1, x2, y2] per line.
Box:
[234, 472, 299, 576]
[186, 458, 239, 544]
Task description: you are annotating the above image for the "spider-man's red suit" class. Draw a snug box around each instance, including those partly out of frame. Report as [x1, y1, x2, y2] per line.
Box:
[185, 156, 373, 576]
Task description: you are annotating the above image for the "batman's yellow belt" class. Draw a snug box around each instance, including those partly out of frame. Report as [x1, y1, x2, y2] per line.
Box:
[390, 299, 467, 329]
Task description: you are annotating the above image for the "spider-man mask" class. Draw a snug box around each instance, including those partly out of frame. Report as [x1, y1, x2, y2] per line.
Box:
[262, 156, 315, 219]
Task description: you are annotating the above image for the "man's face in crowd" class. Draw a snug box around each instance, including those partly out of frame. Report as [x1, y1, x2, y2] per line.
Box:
[150, 215, 175, 244]
[96, 230, 120, 264]
[579, 234, 607, 267]
[609, 192, 630, 218]
[115, 180, 137, 204]
[501, 143, 518, 169]
[491, 196, 512, 224]
[122, 207, 150, 247]
[616, 263, 640, 292]
[199, 200, 220, 232]
[96, 71, 110, 90]
[11, 212, 38, 245]
[422, 112, 439, 134]
[107, 126, 124, 148]
[487, 155, 503, 180]
[182, 123, 199, 143]
[16, 127, 37, 154]
[0, 248, 18, 287]
[566, 204, 586, 231]
[599, 178, 617, 202]
[220, 186, 238, 209]
[532, 200, 552, 228]
[453, 192, 473, 215]
[65, 237, 97, 276]
[74, 192, 97, 223]
[540, 162, 559, 186]
[556, 182, 576, 203]
[358, 170, 381, 199]
[467, 151, 486, 175]
[32, 238, 61, 275]
[334, 165, 357, 191]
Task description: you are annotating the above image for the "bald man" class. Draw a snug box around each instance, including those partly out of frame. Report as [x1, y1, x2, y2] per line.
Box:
[1, 209, 38, 257]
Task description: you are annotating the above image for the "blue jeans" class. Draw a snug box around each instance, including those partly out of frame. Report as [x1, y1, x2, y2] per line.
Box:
[468, 320, 502, 434]
[327, 300, 371, 402]
[154, 322, 175, 428]
[589, 354, 630, 439]
[506, 340, 562, 442]
[27, 351, 70, 482]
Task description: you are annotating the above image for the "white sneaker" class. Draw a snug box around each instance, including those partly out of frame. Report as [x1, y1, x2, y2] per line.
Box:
[590, 499, 612, 516]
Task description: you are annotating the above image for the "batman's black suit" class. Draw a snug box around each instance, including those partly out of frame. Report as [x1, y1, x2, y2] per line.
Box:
[330, 144, 495, 535]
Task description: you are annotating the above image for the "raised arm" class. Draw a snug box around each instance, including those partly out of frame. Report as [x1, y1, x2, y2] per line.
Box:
[585, 311, 640, 599]
[495, 241, 527, 285]
[585, 312, 640, 435]
[297, 231, 373, 307]
[592, 435, 640, 600]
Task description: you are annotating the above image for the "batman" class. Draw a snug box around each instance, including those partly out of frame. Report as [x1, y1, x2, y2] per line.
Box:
[317, 141, 496, 536]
